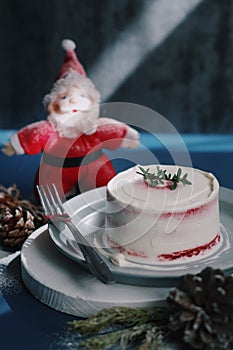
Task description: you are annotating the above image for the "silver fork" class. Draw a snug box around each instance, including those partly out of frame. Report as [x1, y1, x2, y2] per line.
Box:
[37, 184, 115, 284]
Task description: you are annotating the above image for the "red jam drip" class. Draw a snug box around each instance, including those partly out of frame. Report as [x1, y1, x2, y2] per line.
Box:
[107, 236, 148, 258]
[107, 233, 221, 262]
[158, 233, 221, 261]
[161, 197, 217, 218]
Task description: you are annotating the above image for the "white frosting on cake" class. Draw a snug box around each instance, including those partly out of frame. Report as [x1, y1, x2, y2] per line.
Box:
[104, 165, 221, 264]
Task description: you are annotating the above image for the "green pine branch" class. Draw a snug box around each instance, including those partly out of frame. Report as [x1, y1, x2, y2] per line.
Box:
[68, 306, 169, 350]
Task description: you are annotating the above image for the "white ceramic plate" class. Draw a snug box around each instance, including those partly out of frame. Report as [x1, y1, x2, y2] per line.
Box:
[21, 227, 170, 318]
[49, 186, 233, 287]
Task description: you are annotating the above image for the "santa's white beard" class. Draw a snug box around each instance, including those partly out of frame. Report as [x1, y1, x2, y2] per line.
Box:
[48, 107, 99, 138]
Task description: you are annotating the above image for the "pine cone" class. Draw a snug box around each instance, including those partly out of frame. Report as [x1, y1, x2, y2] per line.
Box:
[0, 185, 47, 250]
[167, 267, 233, 349]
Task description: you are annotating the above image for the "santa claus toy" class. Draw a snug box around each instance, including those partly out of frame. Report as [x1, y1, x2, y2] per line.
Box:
[3, 39, 139, 199]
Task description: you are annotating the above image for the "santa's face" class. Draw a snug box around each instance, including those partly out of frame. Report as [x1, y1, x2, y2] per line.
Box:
[48, 86, 91, 115]
[47, 85, 99, 138]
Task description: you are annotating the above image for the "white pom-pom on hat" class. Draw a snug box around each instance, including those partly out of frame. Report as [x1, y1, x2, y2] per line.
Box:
[62, 39, 76, 51]
[58, 38, 87, 77]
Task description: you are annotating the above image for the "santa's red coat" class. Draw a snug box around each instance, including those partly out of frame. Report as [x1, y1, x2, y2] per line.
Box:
[12, 118, 128, 197]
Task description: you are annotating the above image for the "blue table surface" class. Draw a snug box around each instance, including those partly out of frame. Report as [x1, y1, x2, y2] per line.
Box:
[0, 130, 232, 200]
[0, 130, 232, 349]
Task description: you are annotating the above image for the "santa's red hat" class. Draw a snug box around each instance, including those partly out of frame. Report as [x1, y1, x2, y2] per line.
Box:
[57, 39, 86, 78]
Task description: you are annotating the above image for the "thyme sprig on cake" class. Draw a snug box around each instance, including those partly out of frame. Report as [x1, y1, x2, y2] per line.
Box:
[137, 166, 192, 190]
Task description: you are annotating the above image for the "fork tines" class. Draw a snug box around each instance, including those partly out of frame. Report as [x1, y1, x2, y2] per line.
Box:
[37, 184, 64, 217]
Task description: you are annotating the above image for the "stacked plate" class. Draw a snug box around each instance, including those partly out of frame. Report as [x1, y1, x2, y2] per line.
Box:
[21, 186, 233, 317]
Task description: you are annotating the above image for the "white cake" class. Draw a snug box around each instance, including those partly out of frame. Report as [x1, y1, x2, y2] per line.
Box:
[104, 164, 221, 264]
